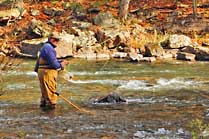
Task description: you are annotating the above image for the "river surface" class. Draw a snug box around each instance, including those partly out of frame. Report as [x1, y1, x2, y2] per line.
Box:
[0, 58, 209, 139]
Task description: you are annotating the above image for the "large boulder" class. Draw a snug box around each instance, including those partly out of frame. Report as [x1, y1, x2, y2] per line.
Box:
[182, 46, 209, 61]
[176, 52, 196, 61]
[95, 27, 131, 50]
[161, 34, 194, 49]
[95, 27, 120, 49]
[55, 33, 74, 58]
[20, 38, 47, 58]
[20, 33, 74, 58]
[160, 49, 179, 59]
[93, 12, 120, 27]
[94, 92, 126, 103]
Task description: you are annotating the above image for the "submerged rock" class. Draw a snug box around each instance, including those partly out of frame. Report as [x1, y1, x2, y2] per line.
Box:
[94, 92, 126, 103]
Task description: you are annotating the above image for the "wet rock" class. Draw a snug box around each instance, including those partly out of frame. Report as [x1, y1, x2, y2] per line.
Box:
[127, 52, 143, 62]
[176, 52, 196, 61]
[138, 57, 156, 62]
[111, 52, 127, 58]
[181, 46, 209, 61]
[159, 53, 173, 59]
[94, 93, 126, 103]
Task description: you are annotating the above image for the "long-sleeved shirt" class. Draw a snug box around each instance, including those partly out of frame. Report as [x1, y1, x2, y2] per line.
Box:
[39, 42, 63, 70]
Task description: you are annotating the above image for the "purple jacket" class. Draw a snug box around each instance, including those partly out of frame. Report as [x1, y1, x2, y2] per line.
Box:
[39, 42, 63, 70]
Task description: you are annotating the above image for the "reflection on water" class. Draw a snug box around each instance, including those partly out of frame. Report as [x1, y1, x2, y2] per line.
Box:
[0, 59, 209, 138]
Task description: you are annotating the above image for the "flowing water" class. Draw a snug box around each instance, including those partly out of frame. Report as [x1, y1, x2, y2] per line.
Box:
[0, 58, 209, 139]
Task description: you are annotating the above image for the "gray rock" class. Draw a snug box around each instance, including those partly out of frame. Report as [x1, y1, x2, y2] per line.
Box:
[161, 34, 193, 49]
[72, 21, 92, 30]
[93, 12, 120, 27]
[96, 53, 110, 60]
[138, 57, 156, 62]
[94, 92, 126, 103]
[159, 53, 173, 59]
[128, 52, 143, 62]
[181, 46, 209, 61]
[55, 33, 74, 58]
[111, 52, 127, 58]
[21, 38, 47, 58]
[176, 52, 196, 61]
[20, 33, 74, 58]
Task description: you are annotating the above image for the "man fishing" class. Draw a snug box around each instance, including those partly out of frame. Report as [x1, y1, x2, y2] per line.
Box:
[34, 32, 69, 110]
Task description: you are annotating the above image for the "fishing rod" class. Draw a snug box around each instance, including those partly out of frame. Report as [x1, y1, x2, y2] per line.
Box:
[55, 92, 95, 115]
[56, 58, 110, 115]
[57, 69, 96, 115]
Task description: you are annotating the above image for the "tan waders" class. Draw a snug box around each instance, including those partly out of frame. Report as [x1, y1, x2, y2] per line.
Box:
[38, 68, 58, 109]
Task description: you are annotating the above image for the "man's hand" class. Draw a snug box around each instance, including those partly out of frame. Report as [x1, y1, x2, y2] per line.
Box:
[61, 60, 69, 68]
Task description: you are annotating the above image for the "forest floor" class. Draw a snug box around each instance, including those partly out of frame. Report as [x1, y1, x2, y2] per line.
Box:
[0, 0, 208, 50]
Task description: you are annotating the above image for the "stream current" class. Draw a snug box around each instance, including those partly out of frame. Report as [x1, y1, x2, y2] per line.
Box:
[0, 59, 209, 138]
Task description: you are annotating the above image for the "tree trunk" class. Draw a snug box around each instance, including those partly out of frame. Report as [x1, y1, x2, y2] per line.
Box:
[192, 0, 197, 18]
[118, 0, 130, 21]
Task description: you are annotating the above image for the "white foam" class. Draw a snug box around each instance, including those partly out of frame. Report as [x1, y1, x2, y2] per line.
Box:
[118, 80, 148, 90]
[118, 78, 200, 91]
[67, 79, 127, 85]
[66, 77, 201, 91]
[70, 71, 123, 76]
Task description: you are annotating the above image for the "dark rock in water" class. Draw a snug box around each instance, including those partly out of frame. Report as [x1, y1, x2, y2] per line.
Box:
[95, 93, 126, 103]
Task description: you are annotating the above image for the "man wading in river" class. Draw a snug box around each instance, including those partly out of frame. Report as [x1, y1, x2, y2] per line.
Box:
[34, 32, 69, 110]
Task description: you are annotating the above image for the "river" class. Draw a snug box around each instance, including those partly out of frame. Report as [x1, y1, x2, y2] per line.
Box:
[0, 58, 209, 139]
